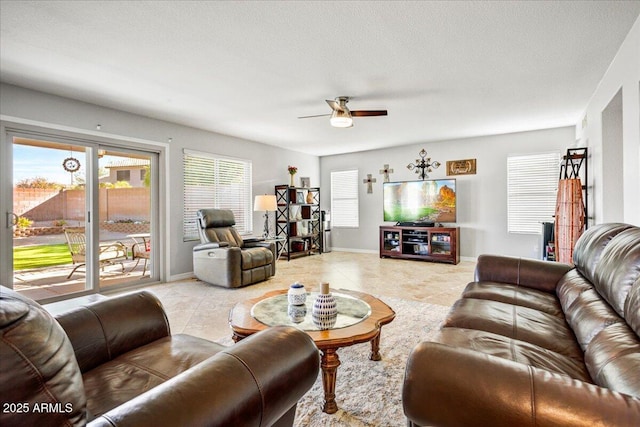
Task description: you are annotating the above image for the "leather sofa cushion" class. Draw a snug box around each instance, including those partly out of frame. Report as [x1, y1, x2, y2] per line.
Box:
[198, 208, 235, 228]
[562, 287, 622, 351]
[56, 291, 171, 373]
[444, 298, 583, 360]
[593, 228, 640, 318]
[434, 327, 591, 381]
[433, 327, 592, 382]
[585, 322, 640, 397]
[573, 223, 633, 284]
[556, 269, 593, 311]
[242, 265, 270, 285]
[241, 246, 273, 269]
[204, 227, 243, 247]
[627, 283, 640, 339]
[462, 281, 563, 316]
[83, 334, 226, 417]
[0, 286, 87, 426]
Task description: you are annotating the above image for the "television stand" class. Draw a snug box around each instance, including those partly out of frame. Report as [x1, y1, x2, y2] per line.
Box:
[379, 225, 459, 264]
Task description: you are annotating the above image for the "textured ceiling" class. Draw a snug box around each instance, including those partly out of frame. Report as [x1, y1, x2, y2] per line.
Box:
[1, 1, 639, 156]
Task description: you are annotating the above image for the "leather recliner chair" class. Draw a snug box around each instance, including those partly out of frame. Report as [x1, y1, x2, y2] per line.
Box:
[193, 208, 276, 288]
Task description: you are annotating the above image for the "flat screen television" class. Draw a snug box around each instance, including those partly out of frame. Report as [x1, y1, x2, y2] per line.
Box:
[383, 179, 456, 223]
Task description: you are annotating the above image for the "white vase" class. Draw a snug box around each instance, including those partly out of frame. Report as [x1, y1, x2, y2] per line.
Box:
[312, 282, 337, 329]
[287, 282, 307, 305]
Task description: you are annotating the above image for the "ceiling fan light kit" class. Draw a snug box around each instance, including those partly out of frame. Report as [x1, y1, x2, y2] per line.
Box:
[330, 109, 353, 128]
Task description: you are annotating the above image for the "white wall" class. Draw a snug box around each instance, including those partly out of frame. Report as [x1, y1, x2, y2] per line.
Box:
[320, 127, 575, 260]
[577, 16, 640, 226]
[0, 84, 319, 279]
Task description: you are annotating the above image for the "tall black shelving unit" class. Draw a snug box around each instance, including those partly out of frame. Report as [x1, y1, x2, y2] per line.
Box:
[275, 185, 321, 261]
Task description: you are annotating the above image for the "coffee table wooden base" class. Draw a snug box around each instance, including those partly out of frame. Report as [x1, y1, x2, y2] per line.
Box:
[320, 348, 340, 414]
[229, 289, 395, 414]
[320, 332, 384, 414]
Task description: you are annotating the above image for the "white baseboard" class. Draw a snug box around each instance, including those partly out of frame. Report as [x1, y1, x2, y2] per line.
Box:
[169, 272, 196, 282]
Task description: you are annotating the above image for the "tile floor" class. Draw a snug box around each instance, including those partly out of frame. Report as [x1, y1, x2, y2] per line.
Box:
[113, 252, 476, 342]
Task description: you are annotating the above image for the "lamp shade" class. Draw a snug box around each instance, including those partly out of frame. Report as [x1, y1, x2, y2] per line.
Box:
[254, 194, 277, 211]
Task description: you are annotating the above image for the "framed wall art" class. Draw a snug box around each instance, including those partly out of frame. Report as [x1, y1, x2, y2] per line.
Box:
[446, 159, 477, 176]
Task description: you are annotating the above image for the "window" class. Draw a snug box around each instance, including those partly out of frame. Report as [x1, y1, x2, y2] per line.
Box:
[507, 151, 561, 234]
[116, 170, 130, 182]
[331, 169, 359, 228]
[183, 149, 252, 240]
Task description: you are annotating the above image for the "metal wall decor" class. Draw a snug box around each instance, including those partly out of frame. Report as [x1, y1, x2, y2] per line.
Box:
[363, 174, 377, 193]
[379, 164, 394, 182]
[446, 159, 477, 176]
[407, 149, 440, 180]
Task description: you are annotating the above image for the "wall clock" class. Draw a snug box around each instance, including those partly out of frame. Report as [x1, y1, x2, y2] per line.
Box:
[63, 157, 81, 172]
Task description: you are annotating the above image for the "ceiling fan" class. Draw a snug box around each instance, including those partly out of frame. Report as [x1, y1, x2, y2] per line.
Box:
[298, 96, 387, 128]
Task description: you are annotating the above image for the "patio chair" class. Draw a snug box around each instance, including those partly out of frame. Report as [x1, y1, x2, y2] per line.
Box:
[130, 234, 151, 276]
[63, 227, 128, 279]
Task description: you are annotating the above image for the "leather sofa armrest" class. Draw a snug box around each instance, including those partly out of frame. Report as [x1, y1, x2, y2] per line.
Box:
[474, 254, 572, 292]
[242, 236, 265, 244]
[243, 240, 275, 250]
[87, 326, 320, 427]
[193, 241, 230, 252]
[55, 291, 170, 372]
[403, 342, 640, 427]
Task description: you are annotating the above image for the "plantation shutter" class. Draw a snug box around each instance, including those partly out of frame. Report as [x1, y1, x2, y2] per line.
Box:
[331, 169, 359, 228]
[507, 151, 560, 234]
[183, 149, 252, 240]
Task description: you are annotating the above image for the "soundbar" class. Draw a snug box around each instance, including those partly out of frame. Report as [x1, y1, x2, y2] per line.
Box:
[396, 221, 435, 227]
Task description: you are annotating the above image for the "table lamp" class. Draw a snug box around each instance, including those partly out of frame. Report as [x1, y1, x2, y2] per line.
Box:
[254, 194, 277, 238]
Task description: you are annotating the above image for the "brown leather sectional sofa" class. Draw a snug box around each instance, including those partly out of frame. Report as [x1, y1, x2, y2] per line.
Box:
[0, 287, 319, 426]
[403, 222, 640, 426]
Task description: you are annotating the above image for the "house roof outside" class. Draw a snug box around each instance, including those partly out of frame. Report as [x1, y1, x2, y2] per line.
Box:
[104, 159, 150, 169]
[1, 1, 639, 156]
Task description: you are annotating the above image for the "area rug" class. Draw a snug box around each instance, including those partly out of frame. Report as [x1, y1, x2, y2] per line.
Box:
[291, 297, 450, 427]
[214, 296, 449, 426]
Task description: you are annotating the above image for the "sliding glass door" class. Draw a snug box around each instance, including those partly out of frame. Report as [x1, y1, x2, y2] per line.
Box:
[11, 138, 91, 300]
[2, 132, 159, 302]
[97, 147, 157, 289]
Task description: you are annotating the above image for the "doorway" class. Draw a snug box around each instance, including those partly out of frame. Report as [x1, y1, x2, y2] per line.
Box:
[4, 134, 159, 302]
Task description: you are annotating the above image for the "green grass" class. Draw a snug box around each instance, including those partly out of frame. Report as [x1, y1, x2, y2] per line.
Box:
[13, 244, 72, 271]
[383, 205, 437, 222]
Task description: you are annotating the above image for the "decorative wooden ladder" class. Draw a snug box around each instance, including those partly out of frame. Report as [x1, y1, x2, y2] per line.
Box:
[559, 147, 588, 227]
[555, 147, 588, 264]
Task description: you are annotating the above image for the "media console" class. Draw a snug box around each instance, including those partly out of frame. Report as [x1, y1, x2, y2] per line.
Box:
[379, 225, 459, 264]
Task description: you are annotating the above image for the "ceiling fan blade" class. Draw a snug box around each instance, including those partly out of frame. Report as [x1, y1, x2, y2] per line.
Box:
[350, 110, 388, 117]
[298, 113, 332, 119]
[325, 99, 343, 112]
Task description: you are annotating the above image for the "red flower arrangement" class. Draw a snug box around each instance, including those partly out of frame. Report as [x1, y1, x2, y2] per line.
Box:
[288, 165, 298, 175]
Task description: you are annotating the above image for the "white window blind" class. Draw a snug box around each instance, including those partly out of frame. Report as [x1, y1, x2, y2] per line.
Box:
[507, 151, 560, 234]
[183, 149, 252, 240]
[331, 169, 359, 228]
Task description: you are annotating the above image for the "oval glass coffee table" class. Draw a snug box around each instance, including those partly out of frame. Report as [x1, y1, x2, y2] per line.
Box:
[229, 288, 396, 414]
